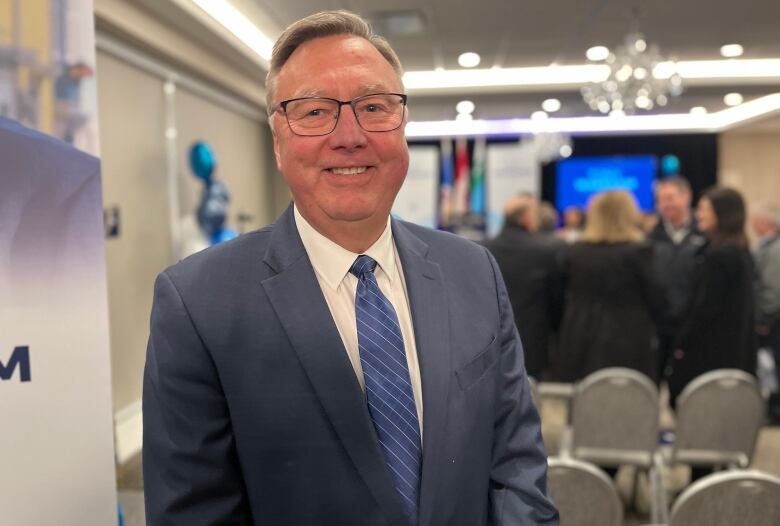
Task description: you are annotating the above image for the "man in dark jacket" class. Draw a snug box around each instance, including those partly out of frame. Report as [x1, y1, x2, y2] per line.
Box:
[484, 195, 564, 380]
[648, 177, 706, 382]
[752, 202, 780, 423]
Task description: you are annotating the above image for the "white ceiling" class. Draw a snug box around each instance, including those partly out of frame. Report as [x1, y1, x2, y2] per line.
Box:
[246, 0, 780, 121]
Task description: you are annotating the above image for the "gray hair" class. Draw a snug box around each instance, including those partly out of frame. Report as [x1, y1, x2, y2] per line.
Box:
[754, 202, 780, 228]
[265, 10, 404, 114]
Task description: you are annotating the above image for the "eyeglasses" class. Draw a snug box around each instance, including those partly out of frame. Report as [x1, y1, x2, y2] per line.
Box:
[273, 93, 407, 136]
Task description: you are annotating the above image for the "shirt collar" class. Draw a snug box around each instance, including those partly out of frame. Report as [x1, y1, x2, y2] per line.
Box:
[294, 204, 396, 290]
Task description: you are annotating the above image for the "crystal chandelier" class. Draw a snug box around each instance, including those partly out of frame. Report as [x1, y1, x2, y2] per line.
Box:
[581, 32, 683, 116]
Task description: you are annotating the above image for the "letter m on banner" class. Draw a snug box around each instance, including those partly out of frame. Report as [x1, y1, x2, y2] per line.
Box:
[1, 346, 31, 382]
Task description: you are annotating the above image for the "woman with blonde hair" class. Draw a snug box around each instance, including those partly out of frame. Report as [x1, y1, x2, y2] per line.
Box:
[553, 190, 665, 382]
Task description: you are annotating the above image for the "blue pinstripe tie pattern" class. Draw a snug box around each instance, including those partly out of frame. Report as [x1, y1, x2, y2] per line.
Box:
[350, 255, 421, 523]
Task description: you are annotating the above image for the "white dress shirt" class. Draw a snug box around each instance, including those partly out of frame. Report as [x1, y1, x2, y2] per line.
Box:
[294, 205, 424, 434]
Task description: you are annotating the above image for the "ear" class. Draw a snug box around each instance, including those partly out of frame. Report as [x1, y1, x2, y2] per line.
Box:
[271, 118, 283, 172]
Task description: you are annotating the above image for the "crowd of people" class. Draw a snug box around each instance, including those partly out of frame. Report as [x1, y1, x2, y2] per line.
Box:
[485, 178, 780, 418]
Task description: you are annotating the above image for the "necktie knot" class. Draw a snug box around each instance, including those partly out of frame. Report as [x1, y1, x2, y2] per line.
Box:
[350, 255, 378, 278]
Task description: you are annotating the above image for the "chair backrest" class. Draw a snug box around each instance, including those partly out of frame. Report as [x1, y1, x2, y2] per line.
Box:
[547, 457, 623, 526]
[674, 369, 764, 467]
[571, 368, 659, 467]
[670, 470, 780, 526]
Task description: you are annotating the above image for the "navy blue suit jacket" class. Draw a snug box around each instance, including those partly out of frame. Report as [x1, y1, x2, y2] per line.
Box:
[143, 205, 558, 525]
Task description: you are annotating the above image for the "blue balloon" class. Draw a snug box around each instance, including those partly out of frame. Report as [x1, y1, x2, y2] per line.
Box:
[661, 154, 681, 176]
[211, 227, 238, 245]
[190, 142, 216, 182]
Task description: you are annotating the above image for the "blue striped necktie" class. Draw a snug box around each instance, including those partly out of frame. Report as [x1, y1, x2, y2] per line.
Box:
[350, 255, 421, 524]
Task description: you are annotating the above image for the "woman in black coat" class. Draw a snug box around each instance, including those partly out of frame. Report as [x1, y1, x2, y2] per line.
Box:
[668, 187, 756, 404]
[556, 191, 665, 383]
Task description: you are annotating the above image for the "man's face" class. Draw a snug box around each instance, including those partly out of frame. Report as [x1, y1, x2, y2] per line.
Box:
[695, 197, 717, 233]
[752, 214, 772, 237]
[656, 184, 691, 226]
[271, 35, 409, 236]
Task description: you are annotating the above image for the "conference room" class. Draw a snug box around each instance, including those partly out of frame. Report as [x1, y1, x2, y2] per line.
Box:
[2, 0, 780, 525]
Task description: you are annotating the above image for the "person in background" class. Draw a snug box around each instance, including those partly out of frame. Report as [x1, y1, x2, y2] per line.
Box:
[751, 202, 780, 424]
[648, 177, 706, 384]
[668, 187, 756, 405]
[142, 10, 557, 526]
[539, 201, 560, 237]
[557, 206, 585, 243]
[556, 191, 665, 382]
[484, 195, 564, 380]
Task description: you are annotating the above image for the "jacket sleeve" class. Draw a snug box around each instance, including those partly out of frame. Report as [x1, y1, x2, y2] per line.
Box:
[631, 243, 668, 326]
[143, 270, 251, 525]
[483, 248, 560, 525]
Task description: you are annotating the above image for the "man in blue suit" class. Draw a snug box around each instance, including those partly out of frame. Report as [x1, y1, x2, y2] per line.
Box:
[143, 10, 558, 526]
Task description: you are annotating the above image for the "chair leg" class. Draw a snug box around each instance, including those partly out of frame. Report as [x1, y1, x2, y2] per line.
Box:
[650, 451, 670, 524]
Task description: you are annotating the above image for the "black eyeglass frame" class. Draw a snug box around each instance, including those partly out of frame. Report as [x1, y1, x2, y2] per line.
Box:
[272, 93, 408, 136]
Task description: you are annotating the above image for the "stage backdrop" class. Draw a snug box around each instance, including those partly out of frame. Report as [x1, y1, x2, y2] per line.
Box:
[0, 1, 117, 524]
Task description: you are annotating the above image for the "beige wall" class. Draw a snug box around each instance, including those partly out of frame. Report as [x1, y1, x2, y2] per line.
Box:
[97, 51, 170, 411]
[175, 87, 274, 234]
[719, 127, 780, 234]
[97, 50, 279, 413]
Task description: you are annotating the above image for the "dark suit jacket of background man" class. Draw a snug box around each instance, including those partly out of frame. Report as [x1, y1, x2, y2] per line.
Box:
[483, 223, 565, 380]
[647, 219, 705, 336]
[143, 205, 558, 526]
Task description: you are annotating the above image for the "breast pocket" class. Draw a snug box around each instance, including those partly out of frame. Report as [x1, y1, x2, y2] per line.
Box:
[454, 335, 499, 391]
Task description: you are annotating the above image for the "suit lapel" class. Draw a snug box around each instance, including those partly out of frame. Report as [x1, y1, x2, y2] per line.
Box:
[392, 220, 452, 525]
[261, 206, 407, 524]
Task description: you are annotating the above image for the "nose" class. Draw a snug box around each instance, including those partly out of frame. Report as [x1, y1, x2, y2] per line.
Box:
[327, 105, 368, 151]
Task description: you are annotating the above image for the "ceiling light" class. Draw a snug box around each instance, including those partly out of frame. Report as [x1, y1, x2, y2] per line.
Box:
[610, 109, 626, 117]
[634, 95, 652, 109]
[531, 110, 548, 120]
[586, 46, 610, 61]
[403, 65, 607, 91]
[190, 0, 273, 60]
[720, 44, 744, 58]
[458, 52, 481, 68]
[542, 98, 561, 112]
[455, 100, 475, 114]
[404, 94, 780, 137]
[583, 31, 681, 115]
[403, 59, 780, 93]
[559, 144, 573, 158]
[690, 106, 708, 115]
[455, 113, 473, 122]
[724, 92, 744, 106]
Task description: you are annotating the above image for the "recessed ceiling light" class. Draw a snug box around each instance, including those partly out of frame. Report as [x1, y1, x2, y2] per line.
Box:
[542, 98, 561, 112]
[457, 52, 481, 68]
[586, 46, 610, 61]
[456, 100, 475, 114]
[720, 44, 744, 58]
[724, 92, 744, 106]
[531, 110, 548, 120]
[690, 106, 708, 115]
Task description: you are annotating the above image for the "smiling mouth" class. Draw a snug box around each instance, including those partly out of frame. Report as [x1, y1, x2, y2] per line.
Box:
[328, 166, 368, 175]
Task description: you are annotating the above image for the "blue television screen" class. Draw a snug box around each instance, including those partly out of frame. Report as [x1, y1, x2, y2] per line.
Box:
[556, 155, 657, 212]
